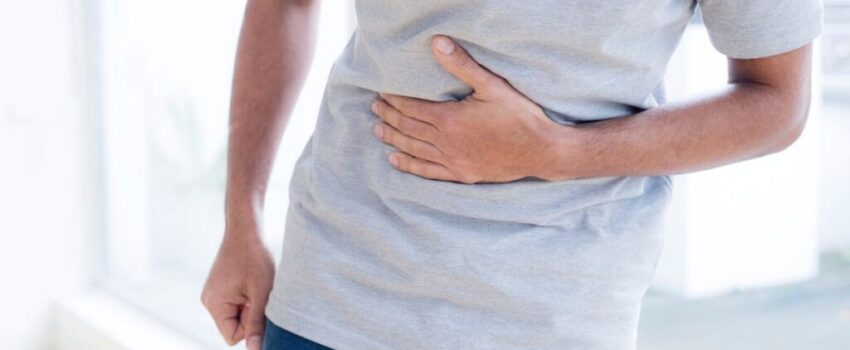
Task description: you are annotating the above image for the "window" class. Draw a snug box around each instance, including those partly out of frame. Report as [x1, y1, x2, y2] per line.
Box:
[97, 1, 356, 347]
[91, 0, 849, 347]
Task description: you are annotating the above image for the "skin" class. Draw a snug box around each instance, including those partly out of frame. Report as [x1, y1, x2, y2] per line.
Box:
[200, 0, 320, 350]
[203, 1, 813, 349]
[373, 35, 812, 183]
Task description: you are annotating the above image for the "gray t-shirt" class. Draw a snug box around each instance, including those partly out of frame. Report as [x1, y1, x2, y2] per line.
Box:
[265, 1, 823, 349]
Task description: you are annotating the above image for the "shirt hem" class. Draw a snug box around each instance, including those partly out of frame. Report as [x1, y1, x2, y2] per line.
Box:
[265, 296, 397, 350]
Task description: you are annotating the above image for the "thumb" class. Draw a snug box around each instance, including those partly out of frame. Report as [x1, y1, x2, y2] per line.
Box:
[243, 293, 269, 350]
[430, 35, 510, 99]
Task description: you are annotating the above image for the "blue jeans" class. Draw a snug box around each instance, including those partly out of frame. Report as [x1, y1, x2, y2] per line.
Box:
[262, 317, 333, 350]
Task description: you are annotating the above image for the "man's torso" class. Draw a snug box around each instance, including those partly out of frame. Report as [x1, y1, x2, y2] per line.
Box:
[264, 1, 691, 349]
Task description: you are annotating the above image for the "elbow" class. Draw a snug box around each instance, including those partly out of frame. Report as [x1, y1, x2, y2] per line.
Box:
[769, 90, 812, 154]
[773, 113, 807, 153]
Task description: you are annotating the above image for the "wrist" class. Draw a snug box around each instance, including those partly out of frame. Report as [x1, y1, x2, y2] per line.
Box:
[223, 217, 263, 243]
[224, 192, 264, 236]
[535, 123, 583, 181]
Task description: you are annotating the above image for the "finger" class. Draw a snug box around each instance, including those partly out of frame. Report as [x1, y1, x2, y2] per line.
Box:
[430, 35, 511, 100]
[207, 301, 246, 346]
[389, 152, 460, 183]
[375, 122, 444, 164]
[235, 304, 247, 343]
[378, 92, 453, 129]
[372, 98, 442, 144]
[243, 291, 270, 350]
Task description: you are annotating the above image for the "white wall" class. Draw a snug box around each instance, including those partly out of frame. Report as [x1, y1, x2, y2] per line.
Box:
[818, 93, 850, 253]
[817, 14, 850, 253]
[0, 1, 100, 349]
[650, 25, 822, 298]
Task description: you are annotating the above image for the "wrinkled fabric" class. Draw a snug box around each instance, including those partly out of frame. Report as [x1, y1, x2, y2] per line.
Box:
[265, 1, 823, 349]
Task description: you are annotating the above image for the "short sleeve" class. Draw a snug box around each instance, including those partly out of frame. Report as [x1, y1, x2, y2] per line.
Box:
[697, 0, 824, 59]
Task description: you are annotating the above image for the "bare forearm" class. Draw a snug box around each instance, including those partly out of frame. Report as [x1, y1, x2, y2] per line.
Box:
[225, 0, 320, 226]
[547, 84, 807, 179]
[542, 46, 812, 181]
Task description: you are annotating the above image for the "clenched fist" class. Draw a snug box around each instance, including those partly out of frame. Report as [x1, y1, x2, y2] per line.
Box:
[201, 220, 275, 350]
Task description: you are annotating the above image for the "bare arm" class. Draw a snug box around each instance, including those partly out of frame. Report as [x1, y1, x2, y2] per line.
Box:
[541, 44, 813, 180]
[369, 37, 813, 184]
[202, 1, 320, 349]
[225, 0, 320, 229]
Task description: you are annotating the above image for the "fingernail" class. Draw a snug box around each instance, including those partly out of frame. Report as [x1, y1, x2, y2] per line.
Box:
[373, 124, 384, 138]
[247, 335, 262, 350]
[378, 92, 387, 99]
[434, 36, 455, 55]
[389, 153, 399, 167]
[371, 100, 379, 113]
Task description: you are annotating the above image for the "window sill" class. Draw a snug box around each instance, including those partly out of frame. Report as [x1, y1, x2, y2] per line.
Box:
[55, 289, 215, 350]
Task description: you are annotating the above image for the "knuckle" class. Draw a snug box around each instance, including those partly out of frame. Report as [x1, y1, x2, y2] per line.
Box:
[398, 141, 412, 155]
[403, 158, 417, 173]
[396, 157, 409, 172]
[411, 123, 430, 140]
[412, 143, 428, 158]
[397, 136, 412, 151]
[398, 117, 414, 133]
[383, 126, 395, 143]
[422, 167, 437, 179]
[409, 124, 425, 138]
[386, 109, 400, 127]
[422, 152, 436, 163]
[396, 133, 410, 149]
[456, 54, 475, 70]
[407, 102, 420, 116]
